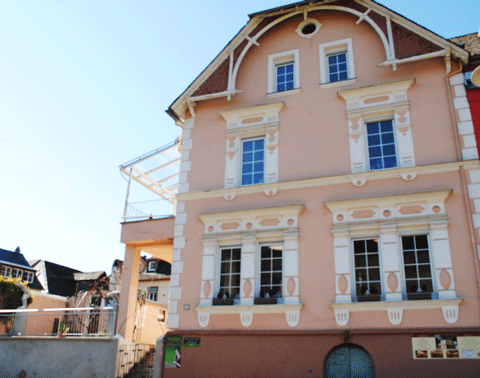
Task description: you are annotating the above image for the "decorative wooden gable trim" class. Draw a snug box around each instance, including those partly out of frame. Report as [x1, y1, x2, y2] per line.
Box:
[168, 0, 468, 122]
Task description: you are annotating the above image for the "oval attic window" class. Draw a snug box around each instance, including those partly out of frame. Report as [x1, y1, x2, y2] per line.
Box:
[296, 19, 321, 39]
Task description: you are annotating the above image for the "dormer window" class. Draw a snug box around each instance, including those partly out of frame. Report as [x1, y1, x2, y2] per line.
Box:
[148, 261, 157, 272]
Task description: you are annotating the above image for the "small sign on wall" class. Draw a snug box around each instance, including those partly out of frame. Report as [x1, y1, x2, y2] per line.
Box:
[412, 335, 480, 359]
[184, 337, 201, 347]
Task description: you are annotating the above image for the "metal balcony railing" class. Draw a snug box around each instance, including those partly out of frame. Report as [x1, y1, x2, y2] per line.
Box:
[0, 307, 117, 337]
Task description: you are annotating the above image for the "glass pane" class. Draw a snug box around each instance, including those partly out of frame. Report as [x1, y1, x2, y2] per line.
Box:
[277, 83, 285, 91]
[368, 268, 380, 281]
[368, 135, 380, 146]
[286, 64, 293, 73]
[339, 63, 347, 71]
[261, 273, 271, 285]
[380, 120, 393, 132]
[367, 254, 379, 267]
[286, 81, 294, 90]
[253, 173, 264, 184]
[254, 139, 264, 149]
[366, 239, 378, 252]
[232, 248, 241, 260]
[357, 283, 368, 295]
[354, 255, 366, 268]
[272, 259, 282, 271]
[369, 146, 381, 157]
[416, 235, 428, 249]
[420, 280, 433, 293]
[366, 123, 379, 134]
[243, 152, 252, 162]
[243, 141, 253, 151]
[404, 251, 416, 264]
[338, 53, 346, 62]
[254, 151, 264, 160]
[254, 162, 264, 172]
[330, 64, 338, 73]
[369, 282, 381, 295]
[242, 175, 252, 185]
[384, 156, 397, 168]
[243, 163, 252, 173]
[354, 240, 365, 254]
[405, 281, 418, 293]
[261, 247, 271, 258]
[261, 260, 271, 272]
[402, 236, 414, 250]
[328, 55, 336, 64]
[370, 158, 382, 170]
[339, 71, 348, 80]
[418, 264, 431, 278]
[231, 262, 241, 273]
[221, 249, 231, 260]
[231, 288, 240, 297]
[286, 73, 294, 81]
[404, 265, 417, 279]
[221, 262, 230, 274]
[356, 269, 367, 281]
[231, 275, 240, 287]
[272, 247, 282, 258]
[383, 144, 396, 156]
[417, 250, 430, 264]
[220, 275, 230, 287]
[272, 273, 282, 285]
[277, 66, 285, 74]
[381, 132, 394, 144]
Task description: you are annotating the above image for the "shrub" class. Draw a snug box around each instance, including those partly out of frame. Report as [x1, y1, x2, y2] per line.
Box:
[0, 276, 34, 310]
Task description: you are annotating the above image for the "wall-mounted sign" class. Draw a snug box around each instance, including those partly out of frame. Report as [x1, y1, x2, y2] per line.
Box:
[412, 335, 480, 359]
[184, 337, 201, 347]
[165, 335, 182, 368]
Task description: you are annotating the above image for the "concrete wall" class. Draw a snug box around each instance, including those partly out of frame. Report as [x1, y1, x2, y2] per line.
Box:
[0, 336, 121, 378]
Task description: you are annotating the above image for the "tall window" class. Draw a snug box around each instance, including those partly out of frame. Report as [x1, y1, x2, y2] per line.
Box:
[353, 239, 381, 301]
[242, 138, 264, 186]
[328, 52, 348, 83]
[259, 245, 283, 299]
[148, 287, 158, 301]
[367, 120, 397, 170]
[276, 62, 294, 92]
[402, 235, 433, 300]
[218, 248, 241, 300]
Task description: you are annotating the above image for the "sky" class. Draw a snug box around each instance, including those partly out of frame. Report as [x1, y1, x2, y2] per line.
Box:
[0, 1, 479, 274]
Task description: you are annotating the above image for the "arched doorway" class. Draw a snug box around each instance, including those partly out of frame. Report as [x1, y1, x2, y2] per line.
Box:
[324, 343, 375, 378]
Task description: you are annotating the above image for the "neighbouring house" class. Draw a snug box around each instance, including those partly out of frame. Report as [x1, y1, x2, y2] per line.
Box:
[0, 248, 43, 295]
[451, 31, 480, 156]
[116, 1, 480, 376]
[29, 259, 81, 298]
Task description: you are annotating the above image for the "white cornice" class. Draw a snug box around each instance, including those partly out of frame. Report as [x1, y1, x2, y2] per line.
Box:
[331, 298, 462, 312]
[324, 189, 452, 213]
[198, 205, 304, 225]
[194, 303, 303, 315]
[176, 160, 480, 202]
[219, 102, 284, 123]
[338, 79, 415, 102]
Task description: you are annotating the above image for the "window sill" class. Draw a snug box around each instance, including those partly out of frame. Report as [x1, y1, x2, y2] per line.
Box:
[319, 78, 357, 89]
[331, 298, 462, 326]
[195, 303, 304, 328]
[266, 88, 301, 99]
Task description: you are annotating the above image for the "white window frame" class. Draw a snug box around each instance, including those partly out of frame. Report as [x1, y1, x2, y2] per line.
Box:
[338, 79, 416, 177]
[27, 271, 35, 284]
[1, 266, 12, 278]
[364, 118, 398, 171]
[351, 237, 383, 302]
[399, 233, 437, 300]
[319, 38, 356, 88]
[267, 49, 300, 98]
[12, 269, 23, 280]
[240, 137, 265, 186]
[216, 246, 242, 302]
[148, 287, 158, 301]
[220, 103, 283, 192]
[148, 261, 157, 272]
[325, 190, 460, 326]
[256, 243, 284, 303]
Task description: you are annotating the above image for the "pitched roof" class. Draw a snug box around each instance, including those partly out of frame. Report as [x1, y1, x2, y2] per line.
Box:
[167, 0, 468, 121]
[30, 260, 81, 297]
[73, 271, 106, 281]
[0, 248, 31, 268]
[450, 33, 480, 56]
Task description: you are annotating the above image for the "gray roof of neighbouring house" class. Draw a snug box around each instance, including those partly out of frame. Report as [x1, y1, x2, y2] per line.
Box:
[73, 271, 106, 281]
[29, 260, 81, 297]
[0, 248, 43, 290]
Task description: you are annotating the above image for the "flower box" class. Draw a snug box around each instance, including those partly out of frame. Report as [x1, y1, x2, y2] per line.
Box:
[407, 292, 432, 301]
[356, 294, 381, 302]
[254, 297, 278, 305]
[212, 298, 234, 306]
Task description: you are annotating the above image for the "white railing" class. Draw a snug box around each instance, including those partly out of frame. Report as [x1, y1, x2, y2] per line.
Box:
[0, 307, 117, 337]
[123, 199, 174, 222]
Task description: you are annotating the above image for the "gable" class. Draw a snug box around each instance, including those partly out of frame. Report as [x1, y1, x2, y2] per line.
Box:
[168, 0, 467, 121]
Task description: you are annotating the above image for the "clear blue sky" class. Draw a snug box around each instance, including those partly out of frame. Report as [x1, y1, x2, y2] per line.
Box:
[1, 1, 479, 274]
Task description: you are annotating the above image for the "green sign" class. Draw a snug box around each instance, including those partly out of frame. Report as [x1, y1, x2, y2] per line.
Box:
[165, 335, 182, 368]
[184, 337, 201, 347]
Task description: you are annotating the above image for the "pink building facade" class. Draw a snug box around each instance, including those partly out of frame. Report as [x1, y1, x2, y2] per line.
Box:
[118, 1, 480, 376]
